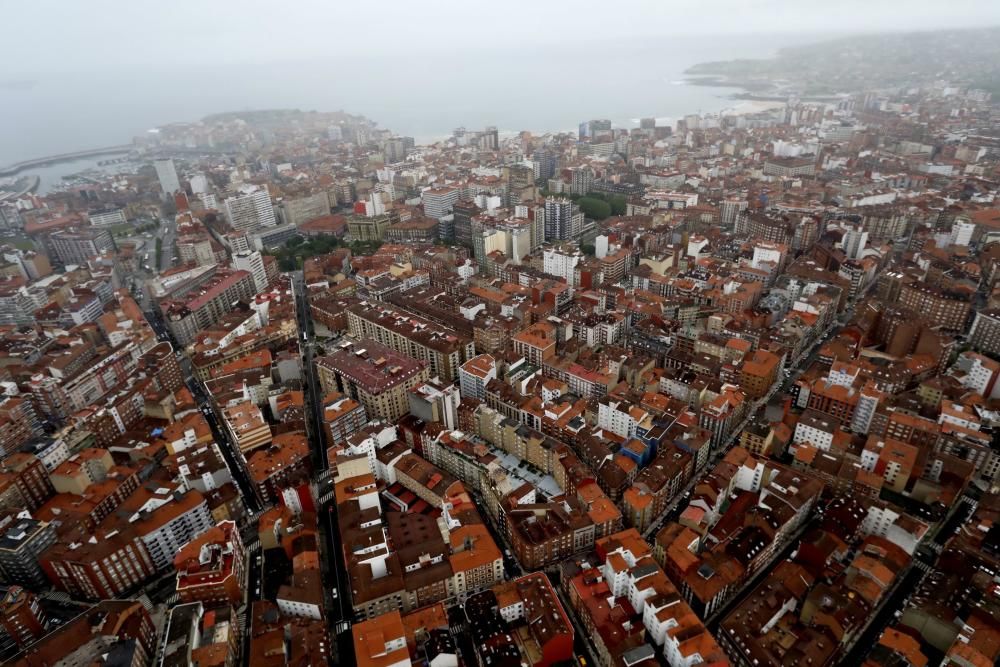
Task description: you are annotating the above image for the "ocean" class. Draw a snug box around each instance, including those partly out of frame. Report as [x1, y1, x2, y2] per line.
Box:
[1, 33, 818, 181]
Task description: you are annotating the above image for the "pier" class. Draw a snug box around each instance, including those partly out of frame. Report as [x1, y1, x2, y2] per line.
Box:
[0, 145, 134, 177]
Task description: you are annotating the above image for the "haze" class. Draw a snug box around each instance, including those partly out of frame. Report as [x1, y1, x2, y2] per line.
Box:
[6, 0, 1000, 75]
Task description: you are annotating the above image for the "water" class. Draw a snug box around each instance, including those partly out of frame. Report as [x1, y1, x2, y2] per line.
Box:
[30, 156, 126, 194]
[1, 34, 815, 169]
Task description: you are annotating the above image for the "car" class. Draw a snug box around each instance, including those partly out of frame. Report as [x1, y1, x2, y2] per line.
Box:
[331, 589, 338, 599]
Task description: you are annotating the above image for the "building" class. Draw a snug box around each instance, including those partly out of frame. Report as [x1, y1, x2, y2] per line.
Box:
[459, 354, 497, 401]
[246, 432, 312, 504]
[0, 515, 56, 588]
[793, 409, 839, 452]
[718, 561, 831, 667]
[174, 519, 246, 607]
[233, 251, 270, 293]
[763, 155, 816, 178]
[222, 401, 273, 454]
[543, 245, 583, 284]
[968, 309, 1000, 357]
[322, 392, 368, 446]
[513, 321, 557, 366]
[348, 213, 395, 242]
[160, 268, 257, 345]
[568, 529, 726, 667]
[282, 191, 330, 227]
[155, 159, 181, 196]
[407, 380, 460, 431]
[224, 185, 276, 233]
[345, 302, 475, 383]
[739, 349, 781, 400]
[316, 339, 430, 423]
[385, 217, 440, 244]
[87, 208, 128, 227]
[544, 197, 582, 241]
[353, 610, 410, 667]
[466, 573, 574, 667]
[49, 228, 116, 266]
[40, 525, 158, 600]
[898, 282, 971, 332]
[0, 586, 47, 650]
[422, 186, 460, 220]
[0, 453, 53, 511]
[13, 600, 157, 666]
[160, 602, 240, 667]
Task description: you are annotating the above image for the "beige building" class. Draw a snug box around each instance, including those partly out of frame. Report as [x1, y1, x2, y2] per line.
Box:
[221, 401, 272, 454]
[345, 302, 475, 383]
[315, 340, 430, 423]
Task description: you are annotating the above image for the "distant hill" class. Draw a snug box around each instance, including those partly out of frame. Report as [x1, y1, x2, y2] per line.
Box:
[201, 108, 372, 128]
[687, 27, 1000, 97]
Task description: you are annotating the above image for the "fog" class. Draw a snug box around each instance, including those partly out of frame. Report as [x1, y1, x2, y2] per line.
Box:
[6, 0, 1000, 75]
[2, 0, 1000, 162]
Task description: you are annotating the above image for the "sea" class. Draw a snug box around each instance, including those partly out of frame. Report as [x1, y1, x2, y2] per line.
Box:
[0, 33, 822, 193]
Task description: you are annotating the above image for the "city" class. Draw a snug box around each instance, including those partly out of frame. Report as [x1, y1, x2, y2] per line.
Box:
[1, 21, 1000, 667]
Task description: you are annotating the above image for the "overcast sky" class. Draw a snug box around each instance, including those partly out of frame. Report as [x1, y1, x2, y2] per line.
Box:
[7, 0, 1000, 75]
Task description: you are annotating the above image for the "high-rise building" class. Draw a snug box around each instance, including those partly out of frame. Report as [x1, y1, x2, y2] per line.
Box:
[481, 126, 499, 150]
[383, 136, 409, 163]
[842, 228, 869, 260]
[224, 185, 276, 233]
[544, 197, 582, 241]
[189, 172, 210, 195]
[48, 228, 115, 266]
[588, 119, 612, 136]
[570, 167, 593, 196]
[949, 216, 976, 247]
[232, 251, 269, 293]
[452, 199, 481, 249]
[969, 309, 1000, 357]
[0, 587, 47, 650]
[720, 198, 748, 230]
[0, 515, 56, 588]
[154, 159, 181, 197]
[422, 186, 460, 220]
[532, 148, 558, 181]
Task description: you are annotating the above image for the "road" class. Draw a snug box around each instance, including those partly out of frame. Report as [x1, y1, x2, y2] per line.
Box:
[291, 270, 355, 664]
[837, 494, 978, 665]
[143, 307, 262, 515]
[159, 212, 176, 272]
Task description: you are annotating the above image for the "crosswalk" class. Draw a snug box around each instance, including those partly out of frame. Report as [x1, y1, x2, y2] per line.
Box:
[237, 607, 248, 633]
[41, 590, 74, 604]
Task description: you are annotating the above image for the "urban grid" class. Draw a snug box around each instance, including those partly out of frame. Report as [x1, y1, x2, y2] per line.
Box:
[2, 30, 1000, 667]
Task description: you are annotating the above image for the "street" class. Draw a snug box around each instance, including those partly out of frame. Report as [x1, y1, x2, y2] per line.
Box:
[291, 270, 356, 664]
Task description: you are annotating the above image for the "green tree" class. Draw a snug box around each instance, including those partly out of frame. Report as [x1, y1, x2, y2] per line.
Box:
[577, 197, 611, 220]
[286, 236, 305, 248]
[608, 195, 627, 216]
[581, 243, 596, 256]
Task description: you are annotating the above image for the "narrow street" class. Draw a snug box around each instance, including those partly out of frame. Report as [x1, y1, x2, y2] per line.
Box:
[291, 270, 355, 665]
